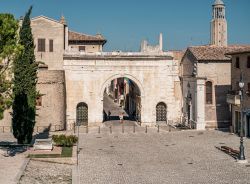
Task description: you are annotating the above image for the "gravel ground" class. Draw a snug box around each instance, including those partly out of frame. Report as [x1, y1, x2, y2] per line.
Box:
[19, 160, 72, 184]
[78, 129, 250, 184]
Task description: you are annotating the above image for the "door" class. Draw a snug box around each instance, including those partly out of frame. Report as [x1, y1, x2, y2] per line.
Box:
[76, 102, 88, 126]
[156, 102, 167, 122]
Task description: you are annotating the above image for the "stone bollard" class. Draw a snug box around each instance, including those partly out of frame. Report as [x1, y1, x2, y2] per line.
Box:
[133, 124, 135, 133]
[122, 123, 124, 133]
[145, 125, 148, 133]
[157, 125, 160, 133]
[86, 125, 88, 134]
[169, 125, 171, 132]
[110, 126, 112, 134]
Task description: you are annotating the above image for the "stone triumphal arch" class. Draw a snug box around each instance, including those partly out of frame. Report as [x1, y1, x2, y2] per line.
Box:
[64, 51, 181, 129]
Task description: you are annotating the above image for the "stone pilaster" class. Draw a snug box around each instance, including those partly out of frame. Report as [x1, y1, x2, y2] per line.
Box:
[196, 79, 206, 130]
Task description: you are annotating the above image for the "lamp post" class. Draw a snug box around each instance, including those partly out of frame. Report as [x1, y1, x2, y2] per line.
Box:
[238, 72, 247, 162]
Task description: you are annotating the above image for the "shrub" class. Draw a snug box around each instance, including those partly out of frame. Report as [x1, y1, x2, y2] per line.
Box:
[52, 134, 78, 147]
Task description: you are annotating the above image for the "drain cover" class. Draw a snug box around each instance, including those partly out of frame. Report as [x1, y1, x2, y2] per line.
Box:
[96, 137, 102, 138]
[110, 146, 114, 148]
[98, 149, 103, 150]
[118, 163, 123, 166]
[246, 165, 250, 167]
[165, 145, 169, 147]
[188, 163, 193, 165]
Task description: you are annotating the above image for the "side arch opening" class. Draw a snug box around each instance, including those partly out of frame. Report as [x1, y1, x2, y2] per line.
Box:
[156, 102, 167, 123]
[76, 102, 88, 126]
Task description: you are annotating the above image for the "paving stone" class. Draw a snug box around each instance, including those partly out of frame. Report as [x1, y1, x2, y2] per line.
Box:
[78, 130, 250, 184]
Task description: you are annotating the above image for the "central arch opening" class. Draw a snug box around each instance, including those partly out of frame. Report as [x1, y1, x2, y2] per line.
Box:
[103, 77, 141, 124]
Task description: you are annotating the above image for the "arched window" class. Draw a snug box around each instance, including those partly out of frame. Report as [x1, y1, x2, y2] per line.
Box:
[76, 102, 88, 126]
[156, 102, 167, 122]
[206, 81, 213, 104]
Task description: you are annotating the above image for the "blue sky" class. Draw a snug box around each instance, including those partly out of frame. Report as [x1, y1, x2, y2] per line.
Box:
[0, 0, 249, 51]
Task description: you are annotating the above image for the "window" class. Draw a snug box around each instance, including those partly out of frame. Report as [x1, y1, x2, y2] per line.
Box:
[235, 57, 240, 68]
[79, 46, 85, 51]
[247, 56, 250, 68]
[49, 39, 53, 52]
[206, 81, 213, 104]
[36, 96, 42, 106]
[38, 39, 45, 52]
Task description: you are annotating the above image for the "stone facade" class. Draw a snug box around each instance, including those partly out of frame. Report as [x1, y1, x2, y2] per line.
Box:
[31, 16, 66, 70]
[64, 52, 181, 128]
[36, 69, 66, 131]
[226, 49, 250, 137]
[181, 45, 250, 130]
[210, 0, 227, 47]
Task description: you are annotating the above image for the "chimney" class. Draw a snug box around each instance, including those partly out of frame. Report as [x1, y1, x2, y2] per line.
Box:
[159, 33, 163, 51]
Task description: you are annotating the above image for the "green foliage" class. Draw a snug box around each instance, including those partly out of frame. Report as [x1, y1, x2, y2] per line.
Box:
[28, 147, 73, 158]
[52, 135, 78, 147]
[12, 6, 38, 144]
[0, 14, 21, 61]
[0, 13, 21, 120]
[12, 93, 35, 144]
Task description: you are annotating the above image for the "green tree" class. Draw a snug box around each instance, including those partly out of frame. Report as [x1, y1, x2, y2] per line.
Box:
[0, 14, 21, 120]
[12, 7, 38, 144]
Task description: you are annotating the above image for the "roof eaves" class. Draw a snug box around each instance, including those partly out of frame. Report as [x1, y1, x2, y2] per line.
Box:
[31, 15, 62, 24]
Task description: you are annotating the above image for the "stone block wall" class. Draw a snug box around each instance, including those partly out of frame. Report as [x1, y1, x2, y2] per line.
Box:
[36, 69, 66, 131]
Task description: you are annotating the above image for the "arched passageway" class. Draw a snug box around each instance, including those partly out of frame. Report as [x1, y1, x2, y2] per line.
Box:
[103, 77, 141, 123]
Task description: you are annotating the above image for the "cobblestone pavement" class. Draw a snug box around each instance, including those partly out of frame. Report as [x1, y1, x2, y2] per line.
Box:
[0, 133, 26, 184]
[103, 93, 129, 119]
[19, 160, 72, 184]
[78, 129, 250, 184]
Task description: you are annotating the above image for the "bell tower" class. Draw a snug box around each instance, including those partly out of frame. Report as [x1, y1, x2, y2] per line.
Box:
[210, 0, 227, 46]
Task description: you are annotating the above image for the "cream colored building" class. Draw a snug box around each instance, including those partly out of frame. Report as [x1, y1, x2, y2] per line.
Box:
[0, 15, 183, 131]
[2, 0, 248, 132]
[64, 50, 181, 128]
[181, 0, 250, 130]
[181, 45, 249, 129]
[226, 48, 250, 137]
[0, 15, 106, 131]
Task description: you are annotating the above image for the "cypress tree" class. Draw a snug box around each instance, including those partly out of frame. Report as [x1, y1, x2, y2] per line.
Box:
[12, 6, 38, 144]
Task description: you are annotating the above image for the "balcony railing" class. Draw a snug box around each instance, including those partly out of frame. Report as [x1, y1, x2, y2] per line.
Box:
[226, 94, 240, 105]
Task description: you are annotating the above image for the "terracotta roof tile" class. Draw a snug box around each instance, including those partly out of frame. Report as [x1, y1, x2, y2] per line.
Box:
[170, 50, 185, 60]
[226, 47, 250, 55]
[68, 30, 106, 42]
[188, 45, 250, 61]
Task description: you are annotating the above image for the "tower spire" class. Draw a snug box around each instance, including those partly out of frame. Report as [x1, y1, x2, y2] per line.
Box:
[210, 0, 227, 46]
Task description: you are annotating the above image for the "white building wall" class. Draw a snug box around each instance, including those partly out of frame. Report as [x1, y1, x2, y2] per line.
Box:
[64, 54, 180, 128]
